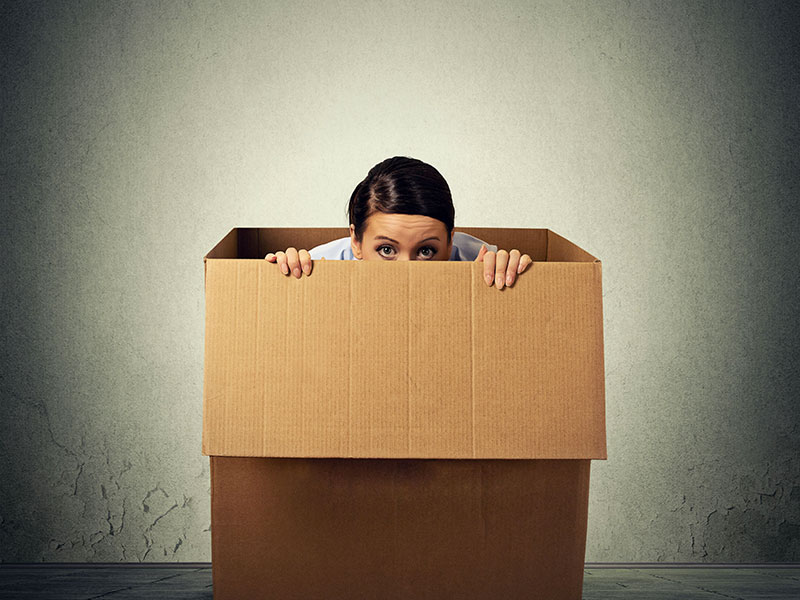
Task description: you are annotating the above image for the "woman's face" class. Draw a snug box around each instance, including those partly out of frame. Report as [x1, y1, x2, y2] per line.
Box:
[350, 213, 452, 261]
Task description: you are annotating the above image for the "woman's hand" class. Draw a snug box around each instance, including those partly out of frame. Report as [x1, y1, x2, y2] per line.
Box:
[475, 244, 533, 290]
[264, 247, 315, 278]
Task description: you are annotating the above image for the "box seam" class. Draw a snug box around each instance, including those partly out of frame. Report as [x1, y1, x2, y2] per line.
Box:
[256, 263, 264, 455]
[407, 263, 411, 455]
[471, 264, 476, 458]
[545, 229, 551, 261]
[300, 269, 305, 454]
[348, 267, 352, 456]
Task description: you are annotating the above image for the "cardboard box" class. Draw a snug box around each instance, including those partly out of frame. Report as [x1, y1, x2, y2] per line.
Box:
[203, 227, 606, 599]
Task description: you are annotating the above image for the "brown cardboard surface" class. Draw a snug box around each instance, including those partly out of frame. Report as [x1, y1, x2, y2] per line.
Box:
[202, 228, 605, 459]
[211, 456, 590, 600]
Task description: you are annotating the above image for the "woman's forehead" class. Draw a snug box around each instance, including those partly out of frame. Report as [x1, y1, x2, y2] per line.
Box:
[364, 213, 447, 240]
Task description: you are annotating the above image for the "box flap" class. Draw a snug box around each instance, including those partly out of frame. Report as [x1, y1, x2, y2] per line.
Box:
[202, 228, 606, 459]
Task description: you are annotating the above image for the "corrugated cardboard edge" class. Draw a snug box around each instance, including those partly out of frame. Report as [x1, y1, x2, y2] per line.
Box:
[547, 230, 606, 461]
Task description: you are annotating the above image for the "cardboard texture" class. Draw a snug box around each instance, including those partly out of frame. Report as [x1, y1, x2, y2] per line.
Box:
[211, 457, 590, 600]
[203, 227, 606, 599]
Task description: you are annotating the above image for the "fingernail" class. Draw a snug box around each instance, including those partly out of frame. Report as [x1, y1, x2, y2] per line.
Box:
[485, 273, 493, 285]
[293, 267, 301, 278]
[496, 275, 504, 290]
[506, 274, 514, 285]
[303, 264, 310, 274]
[281, 264, 289, 275]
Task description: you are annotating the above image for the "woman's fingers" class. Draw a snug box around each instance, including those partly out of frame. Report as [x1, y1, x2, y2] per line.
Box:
[268, 248, 313, 277]
[273, 251, 289, 274]
[505, 249, 521, 287]
[474, 244, 493, 286]
[285, 247, 302, 278]
[299, 249, 312, 275]
[494, 250, 509, 290]
[518, 253, 533, 274]
[482, 250, 496, 286]
[480, 248, 531, 289]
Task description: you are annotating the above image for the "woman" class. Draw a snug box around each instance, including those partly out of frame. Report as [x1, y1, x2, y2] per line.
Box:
[265, 157, 532, 290]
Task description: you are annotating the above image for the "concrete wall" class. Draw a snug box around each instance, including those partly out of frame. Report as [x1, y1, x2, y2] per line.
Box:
[1, 0, 798, 562]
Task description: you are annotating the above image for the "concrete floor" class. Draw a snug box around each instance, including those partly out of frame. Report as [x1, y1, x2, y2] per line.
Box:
[582, 565, 800, 599]
[0, 564, 798, 599]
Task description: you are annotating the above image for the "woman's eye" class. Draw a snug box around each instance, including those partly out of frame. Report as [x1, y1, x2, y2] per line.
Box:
[376, 245, 436, 258]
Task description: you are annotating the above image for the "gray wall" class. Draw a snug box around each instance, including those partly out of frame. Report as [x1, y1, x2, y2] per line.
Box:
[1, 0, 798, 563]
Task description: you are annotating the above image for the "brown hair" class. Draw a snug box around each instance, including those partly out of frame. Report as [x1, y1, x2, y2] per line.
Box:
[347, 157, 455, 244]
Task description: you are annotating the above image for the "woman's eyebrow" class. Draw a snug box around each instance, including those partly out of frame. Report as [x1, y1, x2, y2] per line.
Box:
[375, 235, 441, 244]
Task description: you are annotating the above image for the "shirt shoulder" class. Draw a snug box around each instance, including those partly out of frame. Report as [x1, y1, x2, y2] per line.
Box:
[450, 232, 498, 261]
[309, 237, 354, 260]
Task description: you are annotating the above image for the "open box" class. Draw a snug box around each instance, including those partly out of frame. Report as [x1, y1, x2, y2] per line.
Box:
[203, 227, 606, 599]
